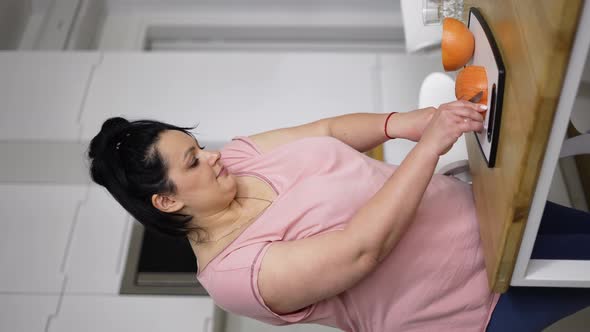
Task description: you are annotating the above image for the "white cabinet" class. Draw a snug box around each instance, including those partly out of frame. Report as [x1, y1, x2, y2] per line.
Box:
[379, 54, 443, 117]
[0, 184, 87, 292]
[80, 52, 377, 142]
[378, 54, 444, 165]
[0, 51, 378, 332]
[49, 295, 215, 332]
[64, 186, 131, 294]
[0, 294, 60, 332]
[0, 52, 101, 141]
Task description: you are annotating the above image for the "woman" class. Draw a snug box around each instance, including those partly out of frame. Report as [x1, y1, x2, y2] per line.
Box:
[88, 101, 590, 332]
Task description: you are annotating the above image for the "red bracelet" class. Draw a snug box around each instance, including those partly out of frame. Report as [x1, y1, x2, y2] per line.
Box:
[384, 112, 398, 140]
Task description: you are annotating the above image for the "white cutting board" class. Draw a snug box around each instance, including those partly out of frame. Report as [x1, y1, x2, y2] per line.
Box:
[467, 8, 506, 167]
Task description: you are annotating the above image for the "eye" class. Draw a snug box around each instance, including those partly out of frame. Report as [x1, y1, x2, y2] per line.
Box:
[189, 145, 206, 168]
[190, 157, 199, 168]
[190, 150, 201, 168]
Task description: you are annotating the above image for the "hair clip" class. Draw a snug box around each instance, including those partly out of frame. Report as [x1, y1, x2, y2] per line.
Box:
[115, 132, 130, 151]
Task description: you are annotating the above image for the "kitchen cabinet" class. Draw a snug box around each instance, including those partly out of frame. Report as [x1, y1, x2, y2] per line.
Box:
[0, 51, 379, 331]
[0, 294, 60, 332]
[0, 184, 87, 293]
[377, 54, 449, 167]
[0, 53, 101, 141]
[79, 52, 377, 142]
[64, 186, 132, 294]
[49, 295, 215, 332]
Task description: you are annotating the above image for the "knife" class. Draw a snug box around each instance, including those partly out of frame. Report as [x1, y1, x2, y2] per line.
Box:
[468, 91, 484, 103]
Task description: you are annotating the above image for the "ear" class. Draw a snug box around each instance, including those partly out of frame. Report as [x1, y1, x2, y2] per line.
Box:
[151, 193, 184, 213]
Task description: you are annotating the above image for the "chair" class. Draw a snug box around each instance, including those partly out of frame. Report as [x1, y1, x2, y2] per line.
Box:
[558, 91, 590, 210]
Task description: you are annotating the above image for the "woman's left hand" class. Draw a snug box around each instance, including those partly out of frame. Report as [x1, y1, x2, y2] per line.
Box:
[388, 107, 436, 142]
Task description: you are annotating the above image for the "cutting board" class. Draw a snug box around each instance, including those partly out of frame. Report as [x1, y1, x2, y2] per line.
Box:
[467, 8, 506, 167]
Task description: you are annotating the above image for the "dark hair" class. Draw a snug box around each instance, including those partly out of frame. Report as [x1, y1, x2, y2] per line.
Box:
[87, 117, 203, 239]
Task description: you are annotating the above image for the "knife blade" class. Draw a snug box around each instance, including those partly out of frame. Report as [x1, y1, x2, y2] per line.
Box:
[468, 91, 484, 103]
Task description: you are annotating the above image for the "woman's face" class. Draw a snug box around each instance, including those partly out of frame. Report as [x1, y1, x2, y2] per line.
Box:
[155, 130, 237, 217]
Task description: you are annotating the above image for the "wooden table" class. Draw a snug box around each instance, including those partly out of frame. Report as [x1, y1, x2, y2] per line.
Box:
[463, 0, 590, 292]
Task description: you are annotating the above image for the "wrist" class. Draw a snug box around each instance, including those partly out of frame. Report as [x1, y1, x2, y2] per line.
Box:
[385, 112, 402, 139]
[415, 140, 441, 160]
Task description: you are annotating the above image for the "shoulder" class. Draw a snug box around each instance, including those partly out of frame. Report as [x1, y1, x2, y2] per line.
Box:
[219, 136, 262, 171]
[222, 136, 262, 157]
[248, 120, 330, 154]
[201, 241, 312, 325]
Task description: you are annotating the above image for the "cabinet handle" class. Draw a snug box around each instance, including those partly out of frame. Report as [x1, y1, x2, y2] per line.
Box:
[202, 316, 212, 332]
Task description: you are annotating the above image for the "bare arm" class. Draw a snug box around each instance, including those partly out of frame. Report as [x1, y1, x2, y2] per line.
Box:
[322, 110, 431, 152]
[343, 101, 484, 262]
[259, 140, 439, 314]
[250, 109, 438, 154]
[259, 101, 486, 314]
[251, 106, 477, 154]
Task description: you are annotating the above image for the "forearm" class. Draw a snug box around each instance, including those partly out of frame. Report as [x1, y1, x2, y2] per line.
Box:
[324, 112, 404, 152]
[346, 141, 439, 263]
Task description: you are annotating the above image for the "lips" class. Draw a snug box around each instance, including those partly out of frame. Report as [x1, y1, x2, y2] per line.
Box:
[217, 166, 225, 178]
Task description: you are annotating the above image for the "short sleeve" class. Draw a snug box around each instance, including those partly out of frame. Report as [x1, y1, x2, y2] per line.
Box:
[251, 242, 317, 323]
[204, 241, 317, 326]
[220, 136, 262, 172]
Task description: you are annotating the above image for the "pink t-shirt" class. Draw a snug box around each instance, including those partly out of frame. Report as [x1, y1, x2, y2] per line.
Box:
[197, 136, 500, 332]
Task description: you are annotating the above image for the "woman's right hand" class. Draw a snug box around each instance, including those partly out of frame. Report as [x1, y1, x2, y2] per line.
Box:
[418, 100, 486, 156]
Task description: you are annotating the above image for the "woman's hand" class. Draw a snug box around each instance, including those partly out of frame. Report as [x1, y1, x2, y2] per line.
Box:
[388, 107, 436, 142]
[418, 100, 486, 156]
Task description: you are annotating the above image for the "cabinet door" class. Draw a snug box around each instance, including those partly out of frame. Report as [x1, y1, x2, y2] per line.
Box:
[0, 184, 87, 292]
[0, 52, 101, 141]
[50, 295, 215, 332]
[378, 54, 448, 167]
[80, 52, 377, 142]
[0, 294, 60, 332]
[64, 186, 131, 294]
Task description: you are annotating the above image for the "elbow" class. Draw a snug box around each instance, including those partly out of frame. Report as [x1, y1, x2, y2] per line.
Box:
[347, 230, 385, 269]
[359, 247, 381, 272]
[318, 118, 334, 137]
[358, 236, 399, 266]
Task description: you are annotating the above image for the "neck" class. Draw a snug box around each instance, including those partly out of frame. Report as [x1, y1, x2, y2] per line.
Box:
[188, 179, 271, 244]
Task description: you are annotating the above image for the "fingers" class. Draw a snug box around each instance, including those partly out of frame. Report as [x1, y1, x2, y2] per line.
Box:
[445, 112, 483, 133]
[458, 118, 484, 133]
[448, 107, 485, 122]
[444, 100, 488, 113]
[423, 109, 483, 156]
[439, 101, 487, 125]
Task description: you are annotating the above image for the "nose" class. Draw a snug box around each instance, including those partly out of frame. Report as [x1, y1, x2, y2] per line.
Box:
[205, 150, 221, 166]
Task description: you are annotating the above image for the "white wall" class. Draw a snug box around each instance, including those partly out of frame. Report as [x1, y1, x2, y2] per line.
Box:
[0, 49, 442, 331]
[1, 2, 444, 331]
[105, 0, 399, 11]
[90, 0, 437, 168]
[92, 9, 439, 330]
[0, 0, 31, 49]
[583, 52, 590, 83]
[573, 53, 590, 133]
[0, 52, 218, 332]
[379, 52, 444, 165]
[96, 1, 403, 51]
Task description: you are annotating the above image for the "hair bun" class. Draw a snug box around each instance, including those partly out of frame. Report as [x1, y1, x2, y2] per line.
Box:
[88, 117, 130, 159]
[101, 117, 130, 136]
